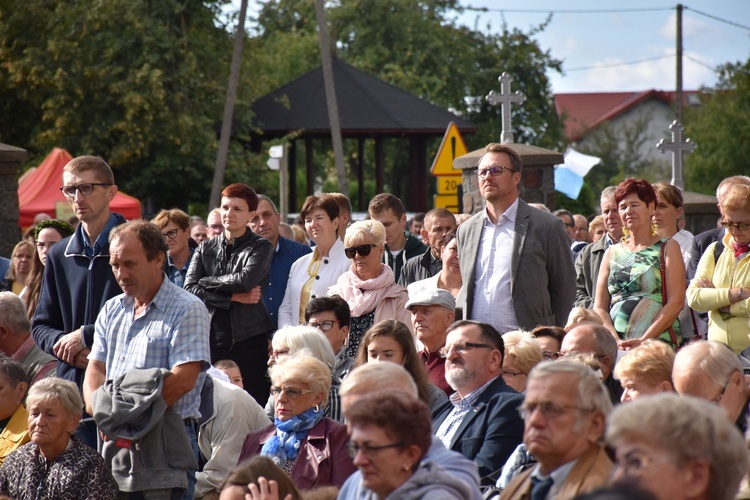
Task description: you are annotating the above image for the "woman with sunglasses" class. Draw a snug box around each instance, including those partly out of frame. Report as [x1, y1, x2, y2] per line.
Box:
[238, 352, 355, 490]
[688, 184, 750, 353]
[329, 220, 411, 358]
[278, 195, 350, 328]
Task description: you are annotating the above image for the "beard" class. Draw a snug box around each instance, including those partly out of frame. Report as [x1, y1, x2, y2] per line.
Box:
[445, 360, 479, 391]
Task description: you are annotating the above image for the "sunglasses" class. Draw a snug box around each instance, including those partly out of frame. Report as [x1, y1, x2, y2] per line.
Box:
[345, 244, 377, 259]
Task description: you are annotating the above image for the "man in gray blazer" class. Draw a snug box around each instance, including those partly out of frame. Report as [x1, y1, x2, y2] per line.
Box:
[455, 143, 575, 333]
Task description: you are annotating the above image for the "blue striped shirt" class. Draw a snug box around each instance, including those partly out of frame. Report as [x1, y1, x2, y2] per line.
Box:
[90, 275, 211, 419]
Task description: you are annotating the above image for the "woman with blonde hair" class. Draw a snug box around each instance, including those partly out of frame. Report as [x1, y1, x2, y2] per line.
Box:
[0, 242, 34, 295]
[564, 306, 604, 331]
[500, 331, 543, 393]
[329, 220, 411, 357]
[614, 339, 675, 403]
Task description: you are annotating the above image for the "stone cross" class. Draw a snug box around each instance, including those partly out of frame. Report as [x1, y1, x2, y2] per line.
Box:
[656, 120, 696, 190]
[486, 72, 526, 144]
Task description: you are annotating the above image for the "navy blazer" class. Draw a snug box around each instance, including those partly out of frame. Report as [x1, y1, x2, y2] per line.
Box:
[687, 227, 724, 280]
[264, 237, 311, 328]
[432, 377, 525, 485]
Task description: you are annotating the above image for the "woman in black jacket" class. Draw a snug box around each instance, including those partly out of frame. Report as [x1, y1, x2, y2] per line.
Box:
[185, 183, 274, 404]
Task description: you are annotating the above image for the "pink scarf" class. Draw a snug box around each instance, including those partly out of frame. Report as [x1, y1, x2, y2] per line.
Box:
[331, 264, 399, 317]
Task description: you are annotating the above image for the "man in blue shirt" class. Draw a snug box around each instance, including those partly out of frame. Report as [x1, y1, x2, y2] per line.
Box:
[249, 195, 311, 328]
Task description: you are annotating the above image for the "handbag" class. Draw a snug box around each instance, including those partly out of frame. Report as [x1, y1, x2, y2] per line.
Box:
[659, 242, 680, 348]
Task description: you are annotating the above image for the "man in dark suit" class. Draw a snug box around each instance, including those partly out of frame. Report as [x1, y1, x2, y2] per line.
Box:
[249, 195, 311, 328]
[455, 143, 575, 333]
[433, 320, 525, 485]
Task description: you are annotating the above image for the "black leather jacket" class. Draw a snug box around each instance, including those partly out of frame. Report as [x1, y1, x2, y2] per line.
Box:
[185, 229, 274, 345]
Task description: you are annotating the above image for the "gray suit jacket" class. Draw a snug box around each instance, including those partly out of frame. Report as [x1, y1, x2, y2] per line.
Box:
[455, 199, 575, 330]
[574, 236, 609, 309]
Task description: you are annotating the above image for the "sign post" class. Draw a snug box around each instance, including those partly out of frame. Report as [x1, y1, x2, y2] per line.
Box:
[430, 122, 467, 212]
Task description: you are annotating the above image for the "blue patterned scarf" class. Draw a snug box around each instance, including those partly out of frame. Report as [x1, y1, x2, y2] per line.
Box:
[260, 406, 324, 466]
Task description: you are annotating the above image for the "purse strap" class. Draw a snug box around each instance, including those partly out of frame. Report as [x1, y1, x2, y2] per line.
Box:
[660, 241, 679, 347]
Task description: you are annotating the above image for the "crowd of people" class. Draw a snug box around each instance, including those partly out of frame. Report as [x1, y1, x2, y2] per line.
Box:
[0, 146, 749, 500]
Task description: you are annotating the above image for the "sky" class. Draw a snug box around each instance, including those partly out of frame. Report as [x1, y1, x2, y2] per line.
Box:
[229, 0, 750, 94]
[455, 0, 750, 93]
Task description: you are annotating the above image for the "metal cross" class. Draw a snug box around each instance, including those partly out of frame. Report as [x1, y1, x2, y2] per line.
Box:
[486, 72, 526, 144]
[656, 120, 696, 190]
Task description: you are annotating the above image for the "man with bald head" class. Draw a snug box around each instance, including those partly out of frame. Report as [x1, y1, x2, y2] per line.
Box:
[339, 363, 482, 500]
[560, 323, 622, 404]
[672, 340, 750, 433]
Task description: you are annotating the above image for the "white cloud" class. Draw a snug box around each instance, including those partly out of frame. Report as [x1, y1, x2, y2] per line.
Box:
[658, 12, 726, 43]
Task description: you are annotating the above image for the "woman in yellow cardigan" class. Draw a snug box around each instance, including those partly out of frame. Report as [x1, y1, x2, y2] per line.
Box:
[0, 358, 30, 465]
[688, 184, 750, 353]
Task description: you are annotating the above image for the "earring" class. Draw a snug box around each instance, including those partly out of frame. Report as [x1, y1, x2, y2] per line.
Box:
[402, 465, 411, 472]
[650, 220, 658, 237]
[313, 404, 320, 413]
[620, 226, 631, 243]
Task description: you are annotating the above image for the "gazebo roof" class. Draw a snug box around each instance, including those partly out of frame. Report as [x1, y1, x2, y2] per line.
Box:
[250, 59, 476, 137]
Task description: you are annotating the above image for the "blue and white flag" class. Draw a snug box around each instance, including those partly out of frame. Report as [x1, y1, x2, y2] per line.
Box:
[554, 148, 601, 199]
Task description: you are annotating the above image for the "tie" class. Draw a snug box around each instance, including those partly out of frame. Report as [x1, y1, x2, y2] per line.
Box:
[733, 242, 750, 258]
[530, 476, 554, 500]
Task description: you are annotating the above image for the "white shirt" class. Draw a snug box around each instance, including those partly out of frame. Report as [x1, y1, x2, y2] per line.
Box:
[469, 198, 519, 333]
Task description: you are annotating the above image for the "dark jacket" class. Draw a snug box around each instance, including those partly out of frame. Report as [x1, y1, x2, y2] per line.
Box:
[574, 236, 610, 309]
[185, 229, 274, 345]
[432, 377, 525, 485]
[687, 227, 724, 280]
[384, 231, 428, 283]
[398, 247, 442, 287]
[31, 213, 127, 384]
[238, 418, 356, 490]
[265, 237, 312, 328]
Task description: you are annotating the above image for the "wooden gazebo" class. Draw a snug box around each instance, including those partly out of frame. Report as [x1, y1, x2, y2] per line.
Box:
[249, 59, 476, 212]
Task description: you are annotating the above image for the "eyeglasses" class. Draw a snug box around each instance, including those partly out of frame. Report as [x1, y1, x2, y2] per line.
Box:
[208, 224, 224, 232]
[35, 242, 58, 251]
[270, 349, 289, 360]
[502, 369, 525, 378]
[476, 165, 518, 178]
[711, 378, 731, 405]
[344, 244, 377, 259]
[59, 183, 112, 198]
[438, 341, 493, 358]
[162, 229, 181, 240]
[347, 441, 403, 459]
[613, 450, 674, 477]
[307, 320, 342, 331]
[517, 401, 591, 420]
[720, 219, 750, 232]
[269, 386, 312, 399]
[541, 350, 561, 360]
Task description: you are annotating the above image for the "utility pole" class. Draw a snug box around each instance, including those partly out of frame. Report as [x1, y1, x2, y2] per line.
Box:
[315, 0, 348, 196]
[209, 0, 248, 209]
[676, 3, 684, 123]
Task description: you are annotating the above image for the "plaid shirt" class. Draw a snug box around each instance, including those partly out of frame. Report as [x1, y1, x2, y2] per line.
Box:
[435, 376, 499, 449]
[90, 275, 211, 419]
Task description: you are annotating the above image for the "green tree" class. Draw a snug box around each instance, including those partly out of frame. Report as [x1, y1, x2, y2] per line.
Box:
[684, 59, 750, 194]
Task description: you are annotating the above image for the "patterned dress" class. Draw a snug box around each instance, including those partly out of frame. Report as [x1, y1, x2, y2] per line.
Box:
[346, 311, 375, 358]
[607, 238, 680, 345]
[0, 436, 118, 499]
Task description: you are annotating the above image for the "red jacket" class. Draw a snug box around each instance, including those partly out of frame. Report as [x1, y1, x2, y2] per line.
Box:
[238, 417, 355, 490]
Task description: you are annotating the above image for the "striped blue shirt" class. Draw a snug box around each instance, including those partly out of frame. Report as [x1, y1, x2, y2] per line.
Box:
[90, 275, 211, 419]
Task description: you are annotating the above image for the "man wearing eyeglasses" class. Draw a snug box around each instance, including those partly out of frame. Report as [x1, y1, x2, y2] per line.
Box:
[32, 156, 126, 448]
[500, 361, 612, 500]
[432, 320, 524, 485]
[672, 340, 750, 434]
[455, 143, 575, 335]
[304, 295, 352, 380]
[152, 208, 195, 288]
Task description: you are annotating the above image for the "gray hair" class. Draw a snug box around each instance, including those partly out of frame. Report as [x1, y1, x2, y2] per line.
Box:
[271, 326, 335, 371]
[590, 325, 618, 367]
[268, 351, 332, 407]
[674, 340, 741, 388]
[529, 360, 612, 417]
[600, 186, 617, 202]
[0, 292, 31, 334]
[257, 194, 279, 214]
[607, 393, 748, 500]
[340, 362, 418, 398]
[27, 377, 83, 420]
[344, 220, 386, 248]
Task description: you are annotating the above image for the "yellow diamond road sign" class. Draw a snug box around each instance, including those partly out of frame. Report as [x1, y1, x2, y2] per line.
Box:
[430, 122, 468, 176]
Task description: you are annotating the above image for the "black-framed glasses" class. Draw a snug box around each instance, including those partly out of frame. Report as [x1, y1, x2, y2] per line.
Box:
[269, 386, 312, 399]
[438, 341, 493, 358]
[476, 165, 518, 178]
[712, 378, 731, 405]
[517, 402, 591, 420]
[307, 320, 342, 331]
[162, 229, 180, 240]
[502, 369, 525, 378]
[347, 441, 403, 459]
[59, 183, 112, 198]
[720, 219, 750, 232]
[345, 244, 377, 259]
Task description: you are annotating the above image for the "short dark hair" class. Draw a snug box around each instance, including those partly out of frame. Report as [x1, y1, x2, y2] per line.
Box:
[553, 209, 575, 227]
[222, 457, 300, 499]
[614, 178, 656, 208]
[530, 325, 566, 344]
[482, 143, 523, 174]
[446, 320, 504, 358]
[109, 220, 168, 262]
[221, 183, 259, 212]
[300, 194, 340, 222]
[0, 354, 29, 389]
[304, 295, 351, 327]
[327, 193, 352, 218]
[368, 193, 406, 218]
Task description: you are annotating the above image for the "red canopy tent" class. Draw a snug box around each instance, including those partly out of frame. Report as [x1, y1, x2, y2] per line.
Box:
[18, 148, 141, 228]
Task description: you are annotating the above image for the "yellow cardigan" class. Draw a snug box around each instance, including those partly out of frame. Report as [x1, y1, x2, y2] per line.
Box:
[687, 235, 750, 353]
[0, 404, 30, 465]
